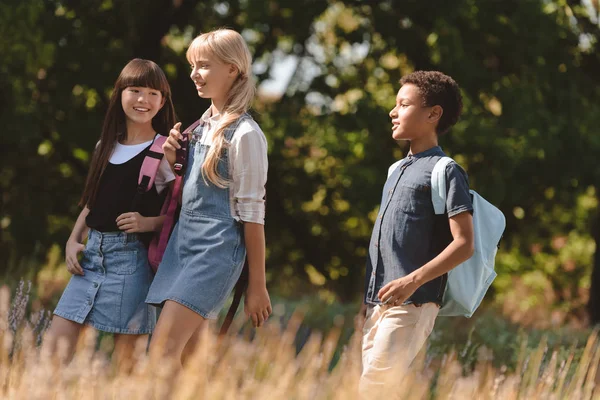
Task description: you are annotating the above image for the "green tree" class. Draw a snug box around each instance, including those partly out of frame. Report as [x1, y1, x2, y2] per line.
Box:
[1, 0, 599, 324]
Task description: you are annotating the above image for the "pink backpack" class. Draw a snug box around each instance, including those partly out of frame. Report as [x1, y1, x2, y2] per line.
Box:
[137, 121, 201, 272]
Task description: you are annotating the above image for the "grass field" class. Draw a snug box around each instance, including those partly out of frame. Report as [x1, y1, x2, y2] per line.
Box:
[1, 282, 599, 399]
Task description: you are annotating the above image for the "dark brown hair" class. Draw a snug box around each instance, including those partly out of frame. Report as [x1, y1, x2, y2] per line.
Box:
[80, 58, 177, 208]
[400, 71, 462, 135]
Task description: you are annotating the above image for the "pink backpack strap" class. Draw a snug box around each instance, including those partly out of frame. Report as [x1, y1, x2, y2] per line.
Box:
[158, 177, 181, 245]
[148, 174, 183, 272]
[138, 135, 167, 193]
[183, 118, 203, 135]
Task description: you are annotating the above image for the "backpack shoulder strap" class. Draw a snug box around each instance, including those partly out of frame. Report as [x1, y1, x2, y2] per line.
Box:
[223, 113, 252, 142]
[387, 159, 405, 178]
[431, 156, 454, 215]
[138, 135, 168, 193]
[183, 119, 203, 134]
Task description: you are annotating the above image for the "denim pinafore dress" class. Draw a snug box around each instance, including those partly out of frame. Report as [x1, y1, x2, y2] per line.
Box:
[146, 115, 250, 319]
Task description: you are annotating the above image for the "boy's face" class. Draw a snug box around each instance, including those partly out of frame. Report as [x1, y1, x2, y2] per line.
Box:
[389, 84, 435, 141]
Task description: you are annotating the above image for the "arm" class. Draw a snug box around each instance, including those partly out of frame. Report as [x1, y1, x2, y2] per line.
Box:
[378, 211, 474, 305]
[65, 206, 90, 275]
[232, 125, 271, 327]
[116, 214, 166, 233]
[116, 179, 175, 233]
[243, 222, 271, 327]
[244, 222, 272, 327]
[244, 222, 266, 288]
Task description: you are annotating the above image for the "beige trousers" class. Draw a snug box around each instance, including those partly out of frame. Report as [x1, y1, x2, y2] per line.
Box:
[360, 303, 439, 397]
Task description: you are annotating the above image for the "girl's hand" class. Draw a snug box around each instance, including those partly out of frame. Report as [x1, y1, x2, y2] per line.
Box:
[244, 283, 272, 328]
[377, 276, 419, 306]
[163, 122, 182, 168]
[65, 239, 85, 275]
[116, 212, 153, 233]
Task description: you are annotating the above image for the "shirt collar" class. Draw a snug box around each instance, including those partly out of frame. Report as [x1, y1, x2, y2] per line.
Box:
[200, 108, 221, 124]
[408, 146, 443, 158]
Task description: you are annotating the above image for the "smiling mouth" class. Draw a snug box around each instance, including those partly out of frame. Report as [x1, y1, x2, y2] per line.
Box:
[133, 107, 149, 112]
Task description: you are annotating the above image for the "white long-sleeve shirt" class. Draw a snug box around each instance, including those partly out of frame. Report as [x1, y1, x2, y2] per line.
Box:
[196, 109, 268, 225]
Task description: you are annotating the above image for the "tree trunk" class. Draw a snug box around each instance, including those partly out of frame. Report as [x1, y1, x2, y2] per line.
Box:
[589, 190, 600, 325]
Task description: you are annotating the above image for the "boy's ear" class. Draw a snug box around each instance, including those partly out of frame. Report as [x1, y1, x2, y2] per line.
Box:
[428, 105, 443, 124]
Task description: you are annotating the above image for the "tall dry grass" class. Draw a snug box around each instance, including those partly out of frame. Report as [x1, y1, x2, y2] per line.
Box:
[0, 283, 599, 399]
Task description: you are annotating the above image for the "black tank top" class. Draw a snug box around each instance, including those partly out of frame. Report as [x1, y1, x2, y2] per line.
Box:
[86, 144, 165, 240]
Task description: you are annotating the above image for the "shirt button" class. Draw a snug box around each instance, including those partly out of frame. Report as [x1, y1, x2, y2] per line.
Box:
[87, 300, 92, 306]
[374, 243, 378, 248]
[93, 282, 99, 288]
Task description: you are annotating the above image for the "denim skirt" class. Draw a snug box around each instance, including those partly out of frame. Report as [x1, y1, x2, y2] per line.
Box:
[54, 229, 156, 334]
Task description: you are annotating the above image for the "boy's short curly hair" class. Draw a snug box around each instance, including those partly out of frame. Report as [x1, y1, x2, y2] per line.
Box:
[399, 71, 463, 135]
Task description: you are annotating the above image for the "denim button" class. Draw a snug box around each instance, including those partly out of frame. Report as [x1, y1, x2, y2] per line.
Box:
[93, 282, 98, 288]
[87, 300, 92, 305]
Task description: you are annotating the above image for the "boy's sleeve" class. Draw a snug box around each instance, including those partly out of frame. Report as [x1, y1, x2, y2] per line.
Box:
[445, 163, 473, 218]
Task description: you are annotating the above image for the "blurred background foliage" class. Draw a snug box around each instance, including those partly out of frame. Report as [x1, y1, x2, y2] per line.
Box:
[1, 0, 600, 330]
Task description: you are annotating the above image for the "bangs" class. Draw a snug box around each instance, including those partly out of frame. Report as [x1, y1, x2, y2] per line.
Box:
[116, 59, 170, 94]
[186, 34, 216, 63]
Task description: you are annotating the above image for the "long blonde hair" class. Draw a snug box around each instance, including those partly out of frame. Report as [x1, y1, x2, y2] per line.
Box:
[186, 29, 256, 187]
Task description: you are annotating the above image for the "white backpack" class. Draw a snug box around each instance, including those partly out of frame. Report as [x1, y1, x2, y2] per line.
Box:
[431, 157, 505, 317]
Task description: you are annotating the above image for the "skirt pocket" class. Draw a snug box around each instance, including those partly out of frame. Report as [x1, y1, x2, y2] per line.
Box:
[110, 250, 139, 275]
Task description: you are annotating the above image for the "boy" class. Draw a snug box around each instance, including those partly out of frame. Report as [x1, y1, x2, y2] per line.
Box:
[360, 71, 474, 396]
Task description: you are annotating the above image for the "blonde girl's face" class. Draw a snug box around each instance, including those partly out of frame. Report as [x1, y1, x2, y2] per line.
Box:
[189, 54, 238, 103]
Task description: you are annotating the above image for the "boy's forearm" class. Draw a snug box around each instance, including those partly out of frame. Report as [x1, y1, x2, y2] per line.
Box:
[243, 222, 266, 287]
[409, 237, 474, 287]
[69, 207, 90, 243]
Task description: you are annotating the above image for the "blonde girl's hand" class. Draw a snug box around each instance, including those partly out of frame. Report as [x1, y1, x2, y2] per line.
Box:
[116, 212, 153, 233]
[65, 239, 85, 275]
[244, 284, 272, 328]
[163, 122, 183, 168]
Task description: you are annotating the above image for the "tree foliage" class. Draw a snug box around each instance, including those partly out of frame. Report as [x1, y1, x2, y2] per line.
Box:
[1, 0, 599, 321]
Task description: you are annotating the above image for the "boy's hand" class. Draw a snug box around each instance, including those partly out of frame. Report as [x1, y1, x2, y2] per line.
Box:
[378, 276, 419, 306]
[116, 212, 153, 233]
[244, 283, 272, 328]
[163, 122, 183, 168]
[65, 239, 85, 275]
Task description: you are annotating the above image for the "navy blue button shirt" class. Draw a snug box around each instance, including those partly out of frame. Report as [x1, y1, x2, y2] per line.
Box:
[364, 146, 473, 306]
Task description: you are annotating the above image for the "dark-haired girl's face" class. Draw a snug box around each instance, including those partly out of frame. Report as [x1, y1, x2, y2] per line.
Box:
[121, 86, 164, 127]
